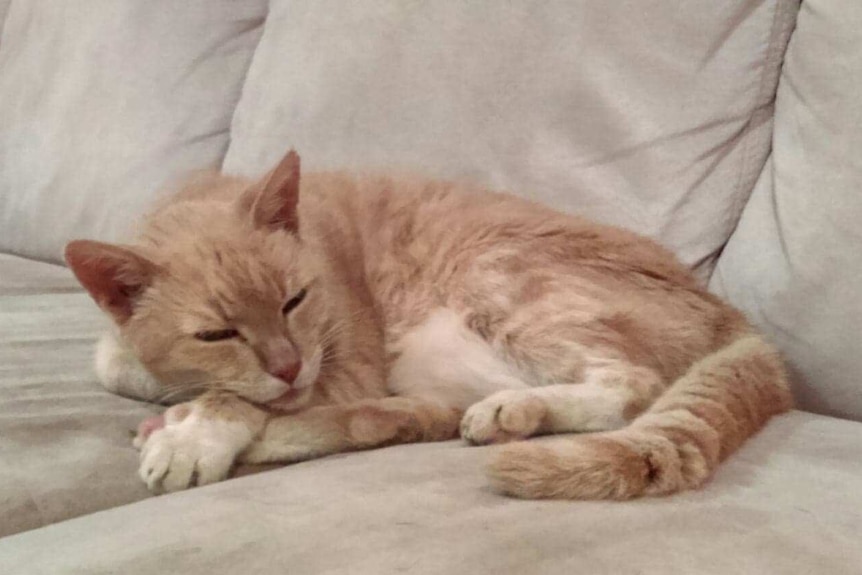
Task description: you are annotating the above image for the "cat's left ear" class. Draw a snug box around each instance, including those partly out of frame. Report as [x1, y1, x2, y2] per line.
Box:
[244, 149, 301, 233]
[64, 240, 161, 324]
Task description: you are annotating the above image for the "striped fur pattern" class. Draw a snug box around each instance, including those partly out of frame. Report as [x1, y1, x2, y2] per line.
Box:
[66, 151, 792, 498]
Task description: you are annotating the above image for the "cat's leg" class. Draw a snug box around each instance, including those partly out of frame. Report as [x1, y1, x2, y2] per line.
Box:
[461, 362, 664, 445]
[240, 397, 461, 465]
[138, 392, 267, 493]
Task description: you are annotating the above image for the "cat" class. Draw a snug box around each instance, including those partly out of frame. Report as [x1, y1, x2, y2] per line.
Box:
[65, 150, 792, 499]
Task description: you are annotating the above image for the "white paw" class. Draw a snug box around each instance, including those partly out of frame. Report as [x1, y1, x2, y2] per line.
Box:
[460, 390, 547, 445]
[139, 409, 253, 493]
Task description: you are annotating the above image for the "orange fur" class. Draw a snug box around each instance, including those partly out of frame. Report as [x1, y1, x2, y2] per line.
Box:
[66, 151, 792, 498]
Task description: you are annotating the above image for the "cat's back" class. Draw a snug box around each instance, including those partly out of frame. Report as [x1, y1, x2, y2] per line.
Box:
[302, 170, 697, 291]
[306, 171, 744, 384]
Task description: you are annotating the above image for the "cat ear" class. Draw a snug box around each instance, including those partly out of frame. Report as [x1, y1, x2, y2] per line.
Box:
[246, 149, 301, 233]
[64, 240, 160, 324]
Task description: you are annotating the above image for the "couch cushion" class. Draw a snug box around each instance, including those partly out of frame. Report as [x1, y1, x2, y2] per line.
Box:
[710, 0, 862, 421]
[225, 0, 798, 279]
[0, 255, 158, 537]
[0, 0, 267, 263]
[0, 410, 859, 574]
[0, 253, 81, 296]
[0, 0, 11, 44]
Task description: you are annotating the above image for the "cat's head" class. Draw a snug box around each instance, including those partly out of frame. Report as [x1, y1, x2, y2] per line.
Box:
[66, 151, 329, 409]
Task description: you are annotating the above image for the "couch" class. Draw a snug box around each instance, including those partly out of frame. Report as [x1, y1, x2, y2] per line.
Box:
[1, 1, 860, 573]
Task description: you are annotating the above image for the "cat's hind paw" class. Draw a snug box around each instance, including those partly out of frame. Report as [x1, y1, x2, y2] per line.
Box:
[460, 391, 547, 445]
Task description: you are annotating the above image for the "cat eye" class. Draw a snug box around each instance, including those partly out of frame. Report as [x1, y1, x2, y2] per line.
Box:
[282, 288, 308, 315]
[194, 329, 240, 342]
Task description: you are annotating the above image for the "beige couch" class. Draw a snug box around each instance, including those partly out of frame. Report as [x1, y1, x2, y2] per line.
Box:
[1, 2, 860, 573]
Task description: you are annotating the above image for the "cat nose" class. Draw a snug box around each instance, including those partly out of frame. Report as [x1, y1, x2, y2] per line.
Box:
[271, 360, 302, 384]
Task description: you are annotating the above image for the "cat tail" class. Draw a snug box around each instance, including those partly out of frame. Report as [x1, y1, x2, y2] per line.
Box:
[487, 333, 793, 499]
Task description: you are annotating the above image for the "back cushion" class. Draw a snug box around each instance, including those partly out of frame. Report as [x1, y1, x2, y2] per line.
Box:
[225, 0, 798, 279]
[0, 0, 267, 262]
[711, 0, 862, 421]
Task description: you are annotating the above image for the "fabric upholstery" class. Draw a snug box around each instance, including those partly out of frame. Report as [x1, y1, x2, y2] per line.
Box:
[0, 253, 80, 295]
[0, 0, 267, 262]
[710, 0, 862, 421]
[0, 410, 860, 575]
[0, 255, 156, 537]
[0, 0, 12, 43]
[224, 0, 798, 279]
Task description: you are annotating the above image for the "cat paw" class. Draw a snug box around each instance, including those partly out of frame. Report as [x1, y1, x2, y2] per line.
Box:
[132, 403, 192, 450]
[460, 391, 547, 445]
[138, 407, 253, 493]
[133, 414, 165, 450]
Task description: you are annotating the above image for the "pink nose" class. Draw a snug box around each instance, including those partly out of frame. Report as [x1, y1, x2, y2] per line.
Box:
[271, 361, 302, 384]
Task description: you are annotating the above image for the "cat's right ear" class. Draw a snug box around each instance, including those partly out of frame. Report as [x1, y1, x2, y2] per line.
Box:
[64, 240, 160, 324]
[240, 149, 301, 234]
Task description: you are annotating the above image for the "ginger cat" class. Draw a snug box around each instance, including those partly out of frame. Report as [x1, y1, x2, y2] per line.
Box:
[65, 151, 792, 499]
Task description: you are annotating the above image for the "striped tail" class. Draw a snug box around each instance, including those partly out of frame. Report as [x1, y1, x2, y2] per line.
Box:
[487, 334, 793, 499]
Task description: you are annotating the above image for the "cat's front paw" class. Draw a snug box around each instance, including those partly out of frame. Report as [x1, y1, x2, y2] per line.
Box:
[138, 407, 254, 493]
[132, 403, 193, 450]
[461, 391, 547, 445]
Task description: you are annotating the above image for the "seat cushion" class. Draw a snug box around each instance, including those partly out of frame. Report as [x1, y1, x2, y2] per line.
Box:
[0, 410, 859, 574]
[225, 0, 798, 279]
[0, 0, 267, 262]
[710, 0, 862, 421]
[0, 255, 158, 537]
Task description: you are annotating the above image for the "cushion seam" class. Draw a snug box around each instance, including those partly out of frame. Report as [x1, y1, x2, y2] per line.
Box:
[706, 0, 798, 279]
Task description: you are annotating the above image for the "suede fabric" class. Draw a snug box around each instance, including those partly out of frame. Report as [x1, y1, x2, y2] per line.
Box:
[0, 255, 156, 537]
[224, 0, 798, 278]
[0, 0, 267, 262]
[0, 408, 859, 574]
[711, 0, 862, 421]
[0, 0, 12, 43]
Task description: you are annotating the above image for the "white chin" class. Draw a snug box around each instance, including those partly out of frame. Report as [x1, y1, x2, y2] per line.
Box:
[247, 374, 291, 403]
